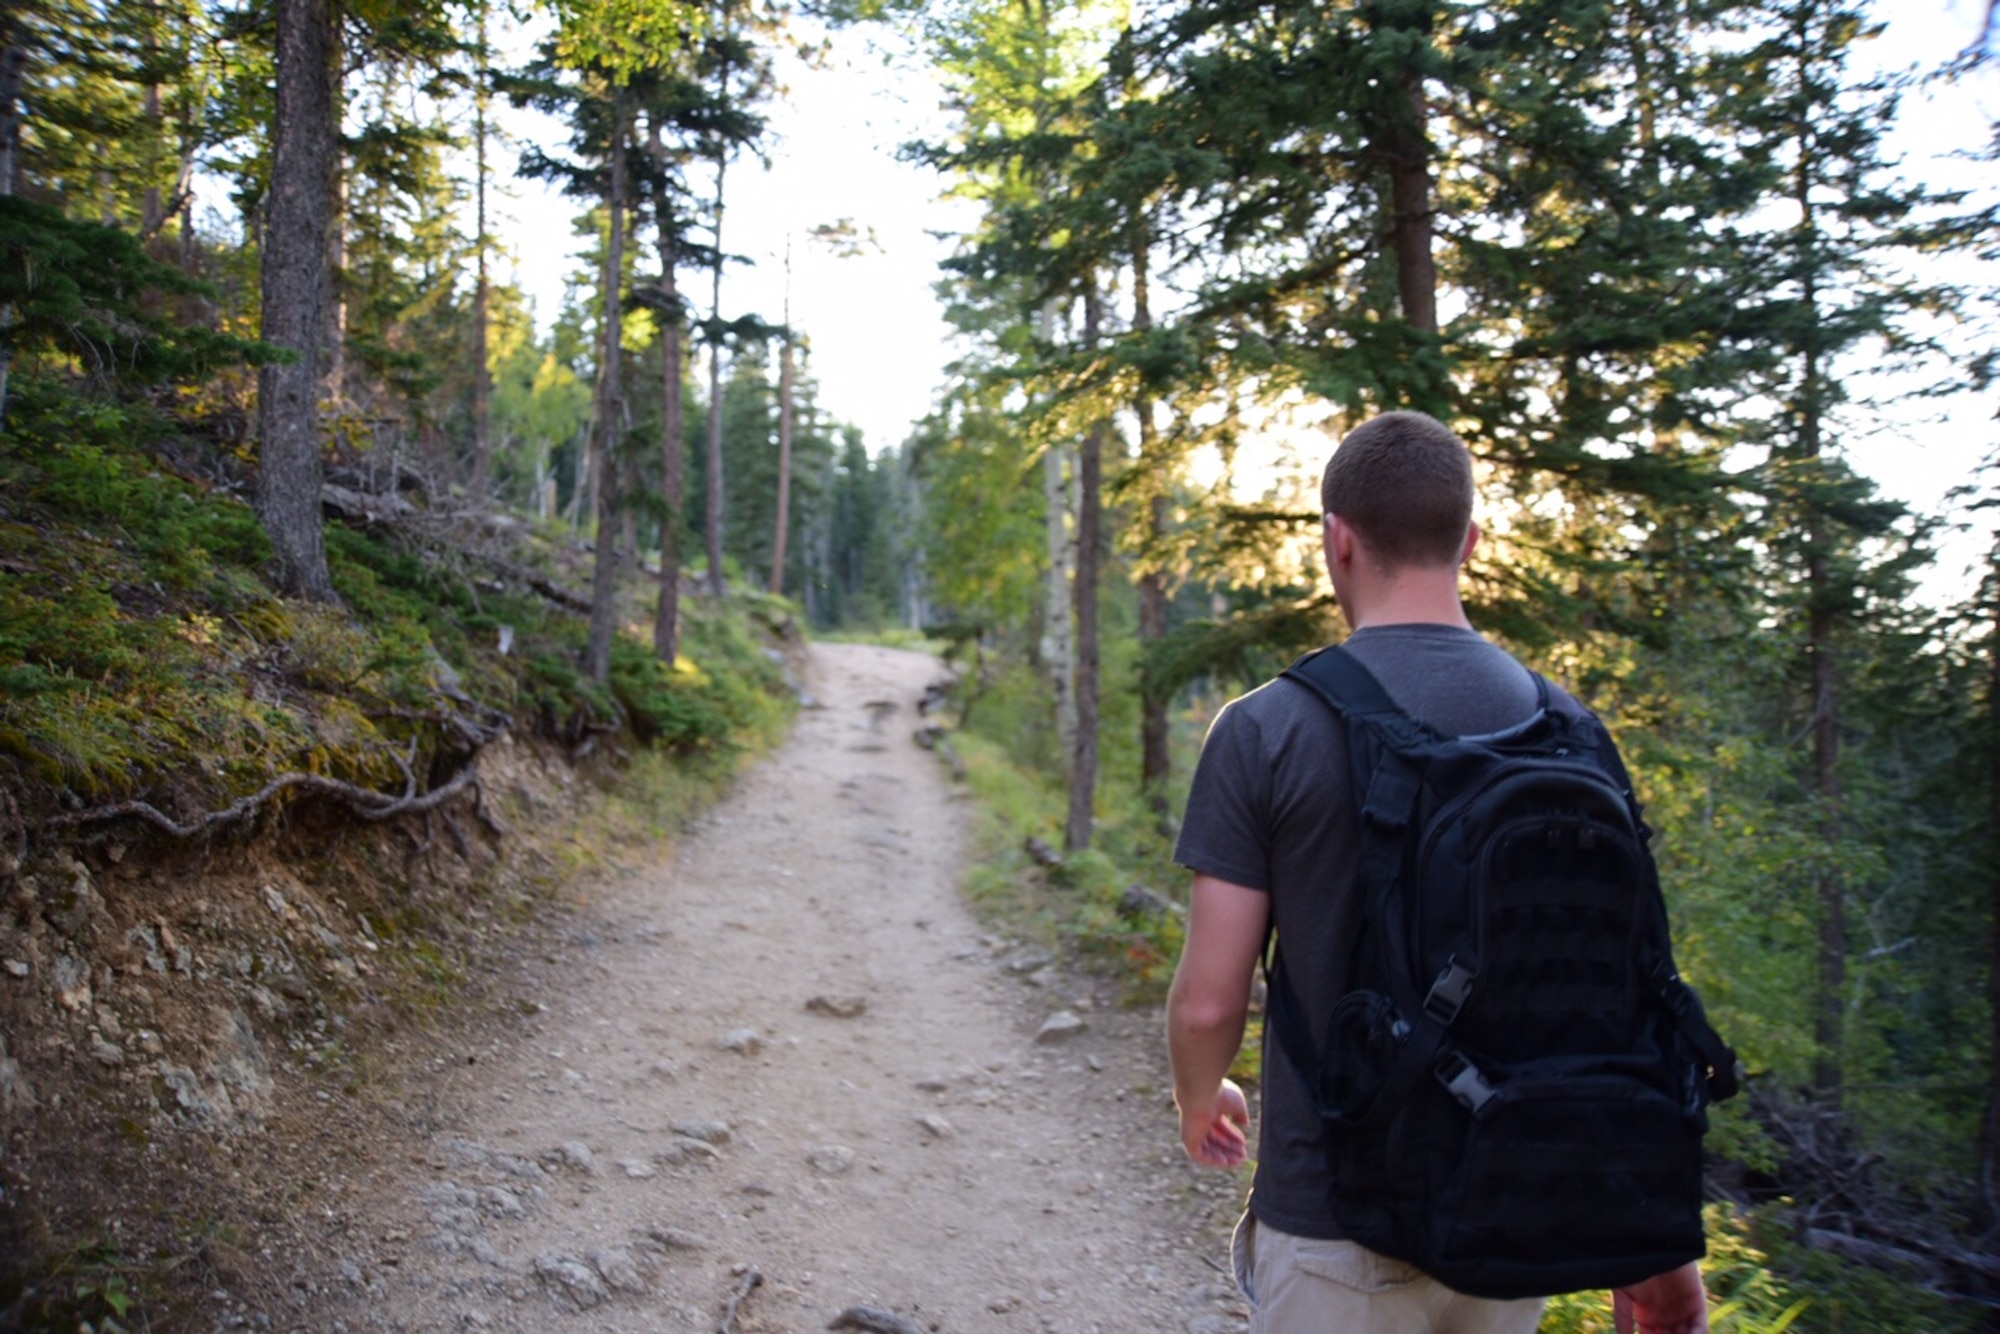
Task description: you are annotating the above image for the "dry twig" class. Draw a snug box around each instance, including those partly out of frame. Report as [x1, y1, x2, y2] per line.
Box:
[716, 1268, 762, 1333]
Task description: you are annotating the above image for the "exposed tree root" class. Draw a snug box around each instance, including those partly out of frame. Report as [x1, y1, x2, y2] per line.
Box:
[41, 747, 491, 841]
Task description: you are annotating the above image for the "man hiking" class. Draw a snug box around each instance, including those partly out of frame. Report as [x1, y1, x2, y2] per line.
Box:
[1166, 410, 1714, 1333]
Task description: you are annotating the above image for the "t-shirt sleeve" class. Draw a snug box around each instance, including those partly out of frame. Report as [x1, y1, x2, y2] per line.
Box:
[1173, 699, 1274, 892]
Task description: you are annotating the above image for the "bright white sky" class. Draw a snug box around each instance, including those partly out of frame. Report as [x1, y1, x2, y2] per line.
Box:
[490, 2, 2000, 599]
[491, 18, 970, 453]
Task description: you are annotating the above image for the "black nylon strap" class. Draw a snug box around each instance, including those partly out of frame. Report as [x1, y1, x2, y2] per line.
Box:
[1274, 644, 1463, 1133]
[1284, 644, 1403, 720]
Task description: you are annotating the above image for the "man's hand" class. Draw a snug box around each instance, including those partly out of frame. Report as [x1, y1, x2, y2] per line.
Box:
[1614, 1260, 1708, 1334]
[1178, 1077, 1251, 1167]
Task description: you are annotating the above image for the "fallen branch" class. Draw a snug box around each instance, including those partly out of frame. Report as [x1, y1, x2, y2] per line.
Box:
[41, 753, 487, 840]
[716, 1268, 762, 1334]
[475, 553, 592, 613]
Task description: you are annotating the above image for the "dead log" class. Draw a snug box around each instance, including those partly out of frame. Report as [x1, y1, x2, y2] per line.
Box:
[1806, 1228, 1939, 1283]
[1118, 883, 1185, 921]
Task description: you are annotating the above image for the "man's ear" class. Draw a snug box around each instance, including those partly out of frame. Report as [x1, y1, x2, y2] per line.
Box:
[1458, 520, 1481, 567]
[1326, 513, 1356, 568]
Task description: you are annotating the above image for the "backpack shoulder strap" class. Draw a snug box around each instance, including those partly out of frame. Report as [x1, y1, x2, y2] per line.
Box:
[1282, 644, 1407, 725]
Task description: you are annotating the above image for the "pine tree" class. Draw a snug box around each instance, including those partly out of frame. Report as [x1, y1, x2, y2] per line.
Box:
[256, 0, 338, 601]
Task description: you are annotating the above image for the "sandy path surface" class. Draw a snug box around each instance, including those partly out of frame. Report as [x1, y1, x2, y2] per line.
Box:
[324, 642, 1250, 1333]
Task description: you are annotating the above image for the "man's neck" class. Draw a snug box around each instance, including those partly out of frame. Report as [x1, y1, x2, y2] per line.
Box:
[1344, 573, 1474, 632]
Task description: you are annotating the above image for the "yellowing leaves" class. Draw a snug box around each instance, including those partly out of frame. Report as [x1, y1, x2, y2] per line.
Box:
[545, 0, 706, 80]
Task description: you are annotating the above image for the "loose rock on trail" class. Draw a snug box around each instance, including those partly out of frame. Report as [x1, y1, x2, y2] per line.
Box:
[320, 642, 1250, 1332]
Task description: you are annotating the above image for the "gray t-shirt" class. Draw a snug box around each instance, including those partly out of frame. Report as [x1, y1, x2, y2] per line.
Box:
[1174, 623, 1546, 1239]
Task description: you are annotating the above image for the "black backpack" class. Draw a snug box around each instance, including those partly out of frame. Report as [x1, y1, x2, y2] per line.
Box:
[1265, 645, 1739, 1301]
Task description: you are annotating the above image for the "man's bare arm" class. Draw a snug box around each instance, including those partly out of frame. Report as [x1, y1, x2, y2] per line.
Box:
[1166, 874, 1270, 1167]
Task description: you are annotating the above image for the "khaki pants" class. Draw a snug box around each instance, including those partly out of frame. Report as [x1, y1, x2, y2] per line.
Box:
[1231, 1213, 1547, 1334]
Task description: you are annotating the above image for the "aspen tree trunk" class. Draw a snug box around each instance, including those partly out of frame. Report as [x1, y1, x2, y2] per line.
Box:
[770, 245, 795, 596]
[1130, 222, 1170, 809]
[585, 88, 631, 684]
[704, 148, 728, 598]
[254, 0, 338, 602]
[1039, 302, 1077, 758]
[469, 4, 492, 500]
[1064, 287, 1106, 854]
[652, 190, 685, 662]
[324, 166, 346, 403]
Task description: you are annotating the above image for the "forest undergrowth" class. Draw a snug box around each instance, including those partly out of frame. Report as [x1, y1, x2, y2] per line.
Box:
[0, 379, 801, 1328]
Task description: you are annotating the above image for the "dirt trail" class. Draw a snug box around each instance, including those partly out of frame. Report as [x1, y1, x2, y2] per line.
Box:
[324, 642, 1250, 1333]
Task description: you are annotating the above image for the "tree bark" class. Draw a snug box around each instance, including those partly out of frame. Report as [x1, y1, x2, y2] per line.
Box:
[1793, 70, 1844, 1104]
[142, 3, 166, 238]
[1038, 301, 1077, 759]
[469, 3, 492, 501]
[771, 246, 795, 597]
[653, 196, 685, 663]
[0, 21, 23, 424]
[1976, 552, 1992, 1224]
[1065, 288, 1105, 854]
[0, 21, 21, 198]
[1365, 4, 1438, 337]
[1984, 550, 2000, 1220]
[704, 147, 728, 599]
[323, 161, 346, 402]
[1130, 221, 1170, 808]
[585, 87, 631, 685]
[254, 0, 338, 602]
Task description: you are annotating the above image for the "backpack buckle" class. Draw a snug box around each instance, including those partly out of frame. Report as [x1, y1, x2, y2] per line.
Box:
[1423, 957, 1478, 1025]
[1434, 1050, 1496, 1116]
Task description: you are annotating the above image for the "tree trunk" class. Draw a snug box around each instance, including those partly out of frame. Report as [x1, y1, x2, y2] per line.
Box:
[1039, 301, 1077, 758]
[254, 0, 338, 602]
[1384, 85, 1435, 333]
[771, 247, 795, 597]
[1808, 561, 1844, 1102]
[0, 21, 20, 198]
[1364, 4, 1438, 338]
[1130, 222, 1171, 809]
[469, 4, 492, 501]
[323, 161, 346, 403]
[0, 22, 23, 424]
[704, 149, 728, 599]
[1793, 84, 1844, 1104]
[1065, 288, 1105, 854]
[652, 163, 685, 662]
[585, 88, 630, 684]
[1984, 550, 2000, 1221]
[142, 4, 166, 238]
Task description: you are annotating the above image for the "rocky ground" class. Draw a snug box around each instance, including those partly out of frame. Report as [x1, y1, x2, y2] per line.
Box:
[285, 642, 1251, 1332]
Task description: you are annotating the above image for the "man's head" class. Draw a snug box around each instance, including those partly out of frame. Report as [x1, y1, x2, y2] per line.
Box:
[1321, 410, 1475, 571]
